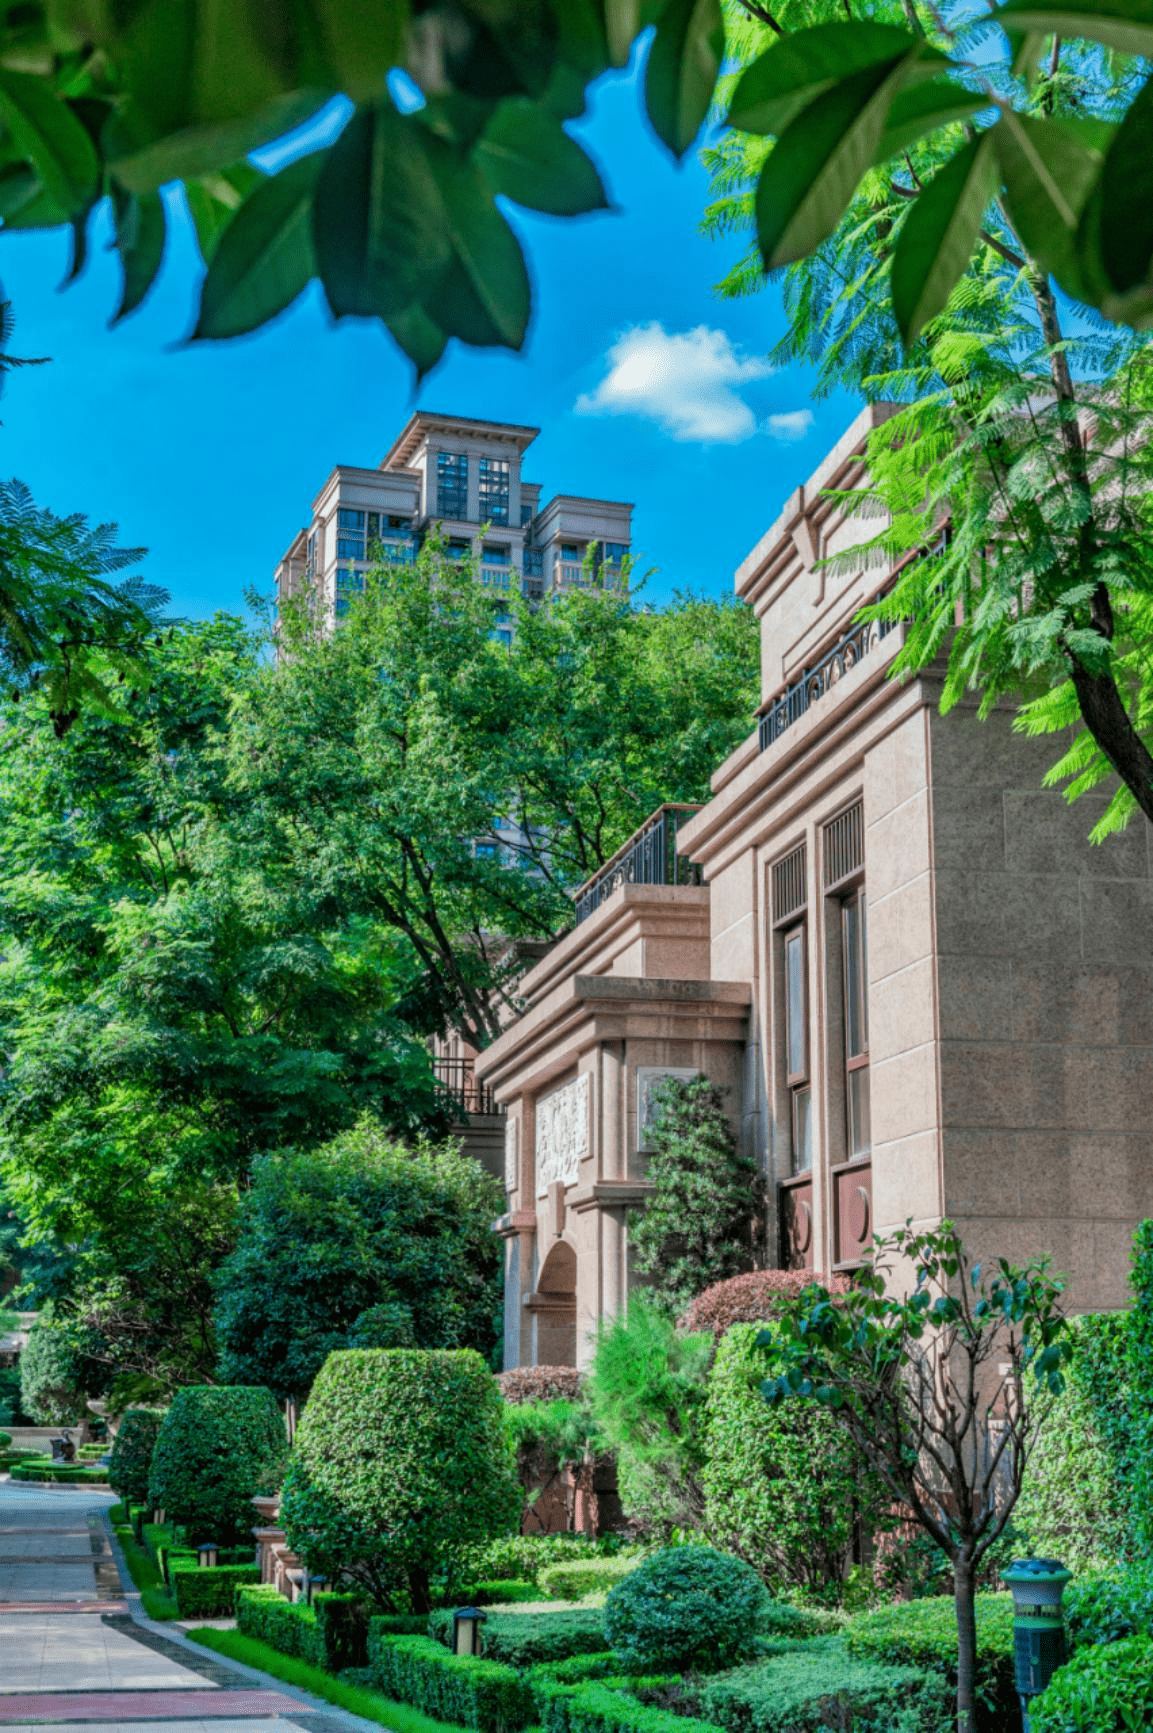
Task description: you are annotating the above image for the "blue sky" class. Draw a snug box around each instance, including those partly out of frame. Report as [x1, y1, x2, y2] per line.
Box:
[0, 53, 856, 622]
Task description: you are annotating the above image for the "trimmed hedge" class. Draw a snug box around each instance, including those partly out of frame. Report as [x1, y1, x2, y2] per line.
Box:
[531, 1676, 724, 1733]
[170, 1562, 260, 1618]
[370, 1632, 534, 1733]
[9, 1462, 110, 1483]
[604, 1550, 767, 1674]
[236, 1584, 374, 1671]
[843, 1593, 1015, 1730]
[108, 1409, 164, 1507]
[429, 1608, 610, 1668]
[540, 1560, 640, 1601]
[696, 1638, 952, 1733]
[1030, 1634, 1153, 1732]
[467, 1580, 542, 1607]
[149, 1385, 287, 1544]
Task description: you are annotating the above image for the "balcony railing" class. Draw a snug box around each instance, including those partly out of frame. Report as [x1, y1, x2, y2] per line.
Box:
[759, 604, 897, 753]
[433, 1057, 497, 1117]
[572, 804, 703, 926]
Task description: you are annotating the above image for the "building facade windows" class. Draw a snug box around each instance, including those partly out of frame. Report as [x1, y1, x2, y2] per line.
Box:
[483, 543, 511, 564]
[842, 885, 870, 1159]
[784, 924, 811, 1173]
[437, 451, 468, 519]
[337, 535, 365, 559]
[479, 457, 510, 524]
[338, 508, 364, 529]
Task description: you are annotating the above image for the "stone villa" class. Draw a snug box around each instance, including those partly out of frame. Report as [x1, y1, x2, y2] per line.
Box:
[476, 404, 1153, 1370]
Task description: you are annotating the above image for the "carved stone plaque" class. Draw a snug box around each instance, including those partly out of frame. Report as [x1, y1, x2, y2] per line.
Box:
[504, 1117, 519, 1193]
[637, 1067, 701, 1150]
[535, 1074, 589, 1197]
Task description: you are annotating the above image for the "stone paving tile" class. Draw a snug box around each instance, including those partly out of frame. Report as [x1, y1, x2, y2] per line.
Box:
[0, 1722, 330, 1732]
[0, 1690, 305, 1721]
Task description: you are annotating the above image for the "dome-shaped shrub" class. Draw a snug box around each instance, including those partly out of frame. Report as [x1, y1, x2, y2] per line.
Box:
[281, 1348, 519, 1610]
[603, 1545, 768, 1672]
[108, 1408, 164, 1507]
[148, 1385, 287, 1542]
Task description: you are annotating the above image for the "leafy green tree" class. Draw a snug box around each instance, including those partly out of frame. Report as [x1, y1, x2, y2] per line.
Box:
[586, 1298, 714, 1538]
[232, 556, 758, 1047]
[763, 1222, 1071, 1733]
[3, 2, 1153, 372]
[631, 1074, 761, 1316]
[148, 1384, 288, 1542]
[19, 1316, 103, 1425]
[213, 1118, 504, 1401]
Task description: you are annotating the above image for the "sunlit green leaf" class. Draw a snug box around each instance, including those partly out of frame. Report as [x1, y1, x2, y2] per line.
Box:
[184, 163, 263, 265]
[107, 90, 331, 195]
[729, 21, 923, 137]
[194, 153, 323, 340]
[754, 57, 911, 270]
[645, 0, 724, 158]
[996, 109, 1110, 284]
[874, 79, 985, 163]
[0, 71, 98, 215]
[473, 97, 608, 214]
[891, 133, 998, 345]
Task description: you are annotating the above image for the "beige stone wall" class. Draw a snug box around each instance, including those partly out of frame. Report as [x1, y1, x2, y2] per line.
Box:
[930, 703, 1153, 1312]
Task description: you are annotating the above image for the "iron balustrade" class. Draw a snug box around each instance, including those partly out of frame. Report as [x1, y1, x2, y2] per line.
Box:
[572, 804, 703, 925]
[758, 604, 896, 753]
[433, 1057, 497, 1117]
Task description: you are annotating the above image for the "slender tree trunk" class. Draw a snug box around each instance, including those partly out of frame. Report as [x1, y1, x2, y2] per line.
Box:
[953, 1554, 978, 1733]
[407, 1564, 432, 1614]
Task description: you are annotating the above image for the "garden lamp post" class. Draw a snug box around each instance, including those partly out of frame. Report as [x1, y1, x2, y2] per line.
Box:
[452, 1607, 486, 1657]
[305, 1573, 327, 1605]
[1001, 1558, 1072, 1731]
[197, 1542, 218, 1569]
[154, 1508, 165, 1525]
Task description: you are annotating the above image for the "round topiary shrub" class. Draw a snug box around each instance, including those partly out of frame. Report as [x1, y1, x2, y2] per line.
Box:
[281, 1348, 520, 1611]
[603, 1545, 769, 1672]
[108, 1409, 164, 1507]
[148, 1386, 287, 1543]
[0, 1429, 10, 1449]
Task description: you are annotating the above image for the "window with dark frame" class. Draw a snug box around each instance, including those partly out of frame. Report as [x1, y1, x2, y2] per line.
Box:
[823, 801, 869, 1164]
[478, 456, 510, 524]
[436, 451, 468, 519]
[772, 842, 810, 1176]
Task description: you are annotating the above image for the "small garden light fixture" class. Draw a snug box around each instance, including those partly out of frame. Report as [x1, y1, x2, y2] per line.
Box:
[154, 1508, 165, 1525]
[197, 1542, 218, 1570]
[305, 1573, 327, 1605]
[452, 1607, 486, 1657]
[1001, 1557, 1071, 1730]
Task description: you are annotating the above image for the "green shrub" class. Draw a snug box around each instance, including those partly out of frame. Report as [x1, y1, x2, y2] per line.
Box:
[1030, 1635, 1153, 1733]
[531, 1655, 620, 1687]
[281, 1349, 519, 1611]
[19, 1319, 99, 1424]
[108, 1409, 164, 1508]
[696, 1637, 952, 1733]
[170, 1562, 260, 1618]
[843, 1593, 1015, 1730]
[1128, 1223, 1153, 1554]
[467, 1581, 543, 1606]
[369, 1633, 534, 1733]
[0, 1428, 10, 1447]
[539, 1560, 640, 1601]
[758, 1602, 842, 1641]
[604, 1549, 768, 1674]
[238, 1586, 326, 1666]
[370, 1612, 434, 1638]
[148, 1385, 287, 1544]
[430, 1607, 609, 1668]
[458, 1535, 598, 1587]
[9, 1462, 110, 1483]
[1064, 1564, 1153, 1648]
[703, 1323, 888, 1601]
[531, 1676, 724, 1733]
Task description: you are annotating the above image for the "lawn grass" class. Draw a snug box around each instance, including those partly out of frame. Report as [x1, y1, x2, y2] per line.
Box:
[111, 1520, 180, 1621]
[187, 1626, 473, 1733]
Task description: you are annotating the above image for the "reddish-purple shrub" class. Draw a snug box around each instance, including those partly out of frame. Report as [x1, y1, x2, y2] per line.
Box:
[680, 1269, 848, 1338]
[497, 1366, 583, 1405]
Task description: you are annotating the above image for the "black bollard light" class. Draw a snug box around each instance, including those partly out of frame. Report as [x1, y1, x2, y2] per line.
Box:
[197, 1541, 218, 1570]
[1000, 1558, 1072, 1731]
[452, 1607, 486, 1657]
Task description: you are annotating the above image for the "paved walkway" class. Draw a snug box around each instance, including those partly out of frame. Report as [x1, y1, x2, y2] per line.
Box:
[0, 1481, 386, 1730]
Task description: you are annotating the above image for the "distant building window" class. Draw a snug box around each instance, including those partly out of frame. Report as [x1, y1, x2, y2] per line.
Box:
[494, 629, 513, 648]
[483, 543, 511, 564]
[445, 538, 471, 561]
[338, 508, 365, 529]
[783, 922, 811, 1174]
[387, 514, 410, 530]
[523, 547, 543, 576]
[337, 535, 365, 560]
[335, 568, 364, 594]
[479, 457, 510, 525]
[560, 542, 581, 561]
[475, 842, 498, 859]
[437, 451, 468, 519]
[841, 884, 870, 1160]
[600, 541, 628, 565]
[306, 531, 318, 577]
[520, 501, 533, 526]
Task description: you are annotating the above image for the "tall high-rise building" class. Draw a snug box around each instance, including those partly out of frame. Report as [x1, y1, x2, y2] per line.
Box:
[275, 411, 633, 632]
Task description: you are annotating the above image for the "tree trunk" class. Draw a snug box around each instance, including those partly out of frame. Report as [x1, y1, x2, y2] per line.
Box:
[953, 1556, 978, 1733]
[407, 1564, 432, 1614]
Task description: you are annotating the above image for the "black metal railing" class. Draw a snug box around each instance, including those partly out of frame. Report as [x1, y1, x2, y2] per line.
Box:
[433, 1057, 497, 1117]
[758, 603, 897, 754]
[572, 804, 703, 925]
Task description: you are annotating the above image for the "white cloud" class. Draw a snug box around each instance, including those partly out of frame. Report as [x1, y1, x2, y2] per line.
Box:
[575, 322, 773, 444]
[765, 410, 815, 443]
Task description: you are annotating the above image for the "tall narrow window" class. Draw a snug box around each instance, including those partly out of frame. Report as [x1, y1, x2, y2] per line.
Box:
[842, 885, 869, 1159]
[784, 924, 811, 1173]
[437, 451, 468, 519]
[478, 456, 510, 524]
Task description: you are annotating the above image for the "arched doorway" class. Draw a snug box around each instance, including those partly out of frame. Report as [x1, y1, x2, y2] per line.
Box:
[532, 1240, 577, 1366]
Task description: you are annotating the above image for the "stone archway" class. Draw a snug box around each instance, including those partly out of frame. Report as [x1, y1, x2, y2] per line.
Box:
[531, 1240, 577, 1367]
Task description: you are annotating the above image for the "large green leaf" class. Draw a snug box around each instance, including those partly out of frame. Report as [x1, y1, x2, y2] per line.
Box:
[384, 302, 447, 379]
[422, 133, 530, 347]
[473, 97, 608, 214]
[754, 56, 913, 270]
[890, 132, 998, 345]
[874, 79, 985, 163]
[108, 89, 331, 195]
[993, 0, 1153, 56]
[0, 72, 99, 215]
[184, 163, 263, 264]
[1091, 74, 1153, 296]
[313, 100, 452, 321]
[645, 0, 723, 158]
[729, 22, 923, 137]
[604, 0, 667, 69]
[194, 153, 323, 339]
[111, 187, 167, 322]
[995, 109, 1110, 283]
[404, 0, 558, 103]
